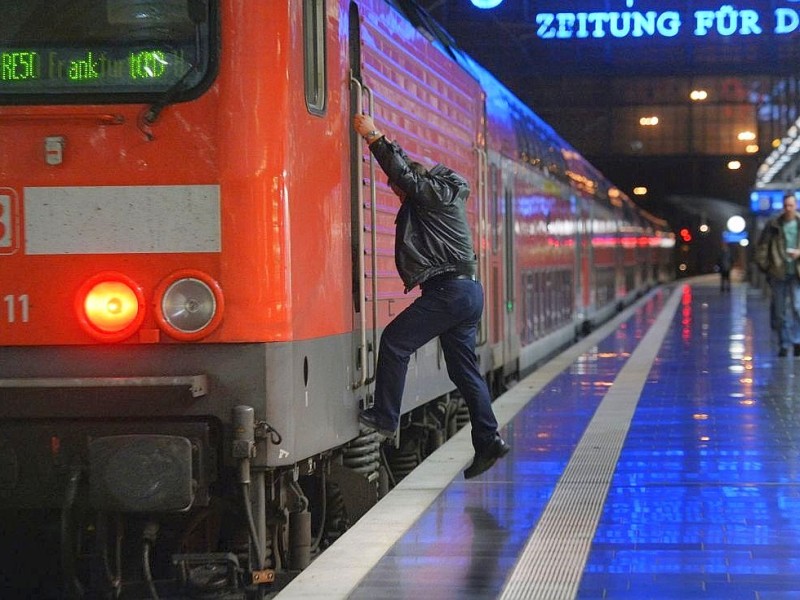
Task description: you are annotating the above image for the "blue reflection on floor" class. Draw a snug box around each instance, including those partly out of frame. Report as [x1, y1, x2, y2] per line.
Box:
[578, 284, 800, 599]
[348, 282, 800, 600]
[349, 291, 670, 599]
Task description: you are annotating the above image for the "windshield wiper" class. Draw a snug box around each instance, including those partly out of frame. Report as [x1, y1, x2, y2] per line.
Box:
[141, 63, 197, 126]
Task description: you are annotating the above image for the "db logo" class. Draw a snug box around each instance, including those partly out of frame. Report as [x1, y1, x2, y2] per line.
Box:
[0, 189, 18, 254]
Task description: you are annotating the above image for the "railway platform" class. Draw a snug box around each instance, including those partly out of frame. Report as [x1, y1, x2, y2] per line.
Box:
[275, 276, 800, 600]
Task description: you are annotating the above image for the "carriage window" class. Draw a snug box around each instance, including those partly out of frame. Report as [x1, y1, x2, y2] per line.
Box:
[304, 0, 327, 115]
[0, 0, 214, 104]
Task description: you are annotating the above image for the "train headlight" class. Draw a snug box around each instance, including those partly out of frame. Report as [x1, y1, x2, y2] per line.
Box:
[76, 273, 145, 342]
[155, 270, 223, 341]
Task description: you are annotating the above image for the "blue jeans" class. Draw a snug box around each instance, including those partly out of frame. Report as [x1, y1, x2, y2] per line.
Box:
[365, 278, 498, 450]
[770, 274, 800, 350]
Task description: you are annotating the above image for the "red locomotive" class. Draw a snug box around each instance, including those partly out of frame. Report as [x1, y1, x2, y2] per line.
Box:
[0, 1, 673, 597]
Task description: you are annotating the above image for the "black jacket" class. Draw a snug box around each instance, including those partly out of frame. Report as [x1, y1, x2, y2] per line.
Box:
[369, 137, 477, 292]
[755, 213, 800, 280]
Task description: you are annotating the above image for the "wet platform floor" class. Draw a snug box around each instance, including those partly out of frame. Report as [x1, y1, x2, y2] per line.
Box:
[277, 279, 800, 600]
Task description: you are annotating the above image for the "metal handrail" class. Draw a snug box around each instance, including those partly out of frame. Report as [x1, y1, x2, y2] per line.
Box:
[350, 74, 368, 391]
[0, 375, 208, 398]
[348, 78, 379, 389]
[364, 84, 379, 386]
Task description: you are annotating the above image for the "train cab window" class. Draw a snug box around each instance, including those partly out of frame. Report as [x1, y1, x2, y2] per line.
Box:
[303, 0, 327, 115]
[0, 0, 215, 105]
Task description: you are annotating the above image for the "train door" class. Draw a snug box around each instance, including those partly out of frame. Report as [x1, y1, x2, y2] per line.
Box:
[347, 3, 377, 399]
[502, 181, 517, 369]
[576, 194, 593, 327]
[487, 160, 504, 370]
[486, 163, 519, 376]
[475, 112, 490, 351]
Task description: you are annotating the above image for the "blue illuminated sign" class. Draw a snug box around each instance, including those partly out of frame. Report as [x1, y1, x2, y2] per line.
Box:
[722, 230, 747, 244]
[750, 189, 786, 215]
[534, 1, 800, 40]
[471, 0, 504, 8]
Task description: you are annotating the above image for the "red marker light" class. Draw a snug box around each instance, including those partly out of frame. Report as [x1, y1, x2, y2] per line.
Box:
[76, 273, 145, 342]
[84, 281, 138, 332]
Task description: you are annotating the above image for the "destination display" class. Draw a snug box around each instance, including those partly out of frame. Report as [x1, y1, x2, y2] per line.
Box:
[0, 46, 194, 94]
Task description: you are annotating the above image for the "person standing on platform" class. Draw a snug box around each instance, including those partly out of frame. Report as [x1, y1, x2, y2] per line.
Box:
[352, 112, 510, 479]
[755, 192, 800, 357]
[717, 242, 733, 292]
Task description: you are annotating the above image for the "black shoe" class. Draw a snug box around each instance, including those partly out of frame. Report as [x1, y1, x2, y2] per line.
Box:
[464, 435, 510, 479]
[358, 411, 395, 439]
[779, 348, 789, 357]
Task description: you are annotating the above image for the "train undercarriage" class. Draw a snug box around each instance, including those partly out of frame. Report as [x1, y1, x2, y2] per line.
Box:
[0, 387, 486, 599]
